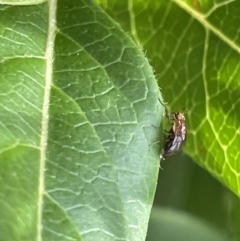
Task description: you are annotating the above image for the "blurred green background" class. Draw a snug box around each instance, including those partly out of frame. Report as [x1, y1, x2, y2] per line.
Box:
[147, 153, 237, 241]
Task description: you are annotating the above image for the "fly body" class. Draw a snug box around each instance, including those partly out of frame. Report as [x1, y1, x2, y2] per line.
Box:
[159, 99, 187, 158]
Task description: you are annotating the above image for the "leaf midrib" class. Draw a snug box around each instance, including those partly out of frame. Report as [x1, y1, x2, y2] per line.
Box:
[37, 0, 57, 240]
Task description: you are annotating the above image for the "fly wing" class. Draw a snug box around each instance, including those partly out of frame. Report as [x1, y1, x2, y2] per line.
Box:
[162, 131, 186, 157]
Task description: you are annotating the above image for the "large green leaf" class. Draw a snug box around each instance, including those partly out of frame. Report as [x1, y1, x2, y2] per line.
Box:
[0, 0, 161, 240]
[97, 0, 240, 196]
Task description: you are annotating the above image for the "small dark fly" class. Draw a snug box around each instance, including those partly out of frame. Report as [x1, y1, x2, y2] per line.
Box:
[159, 98, 187, 159]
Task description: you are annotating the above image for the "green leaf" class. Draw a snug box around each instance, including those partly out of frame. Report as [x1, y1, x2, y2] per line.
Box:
[97, 0, 240, 196]
[0, 0, 161, 240]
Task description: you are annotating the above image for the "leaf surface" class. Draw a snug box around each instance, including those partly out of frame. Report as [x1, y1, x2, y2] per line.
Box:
[0, 1, 161, 240]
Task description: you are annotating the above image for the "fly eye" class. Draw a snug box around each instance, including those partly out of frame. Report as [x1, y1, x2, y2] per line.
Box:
[175, 113, 180, 119]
